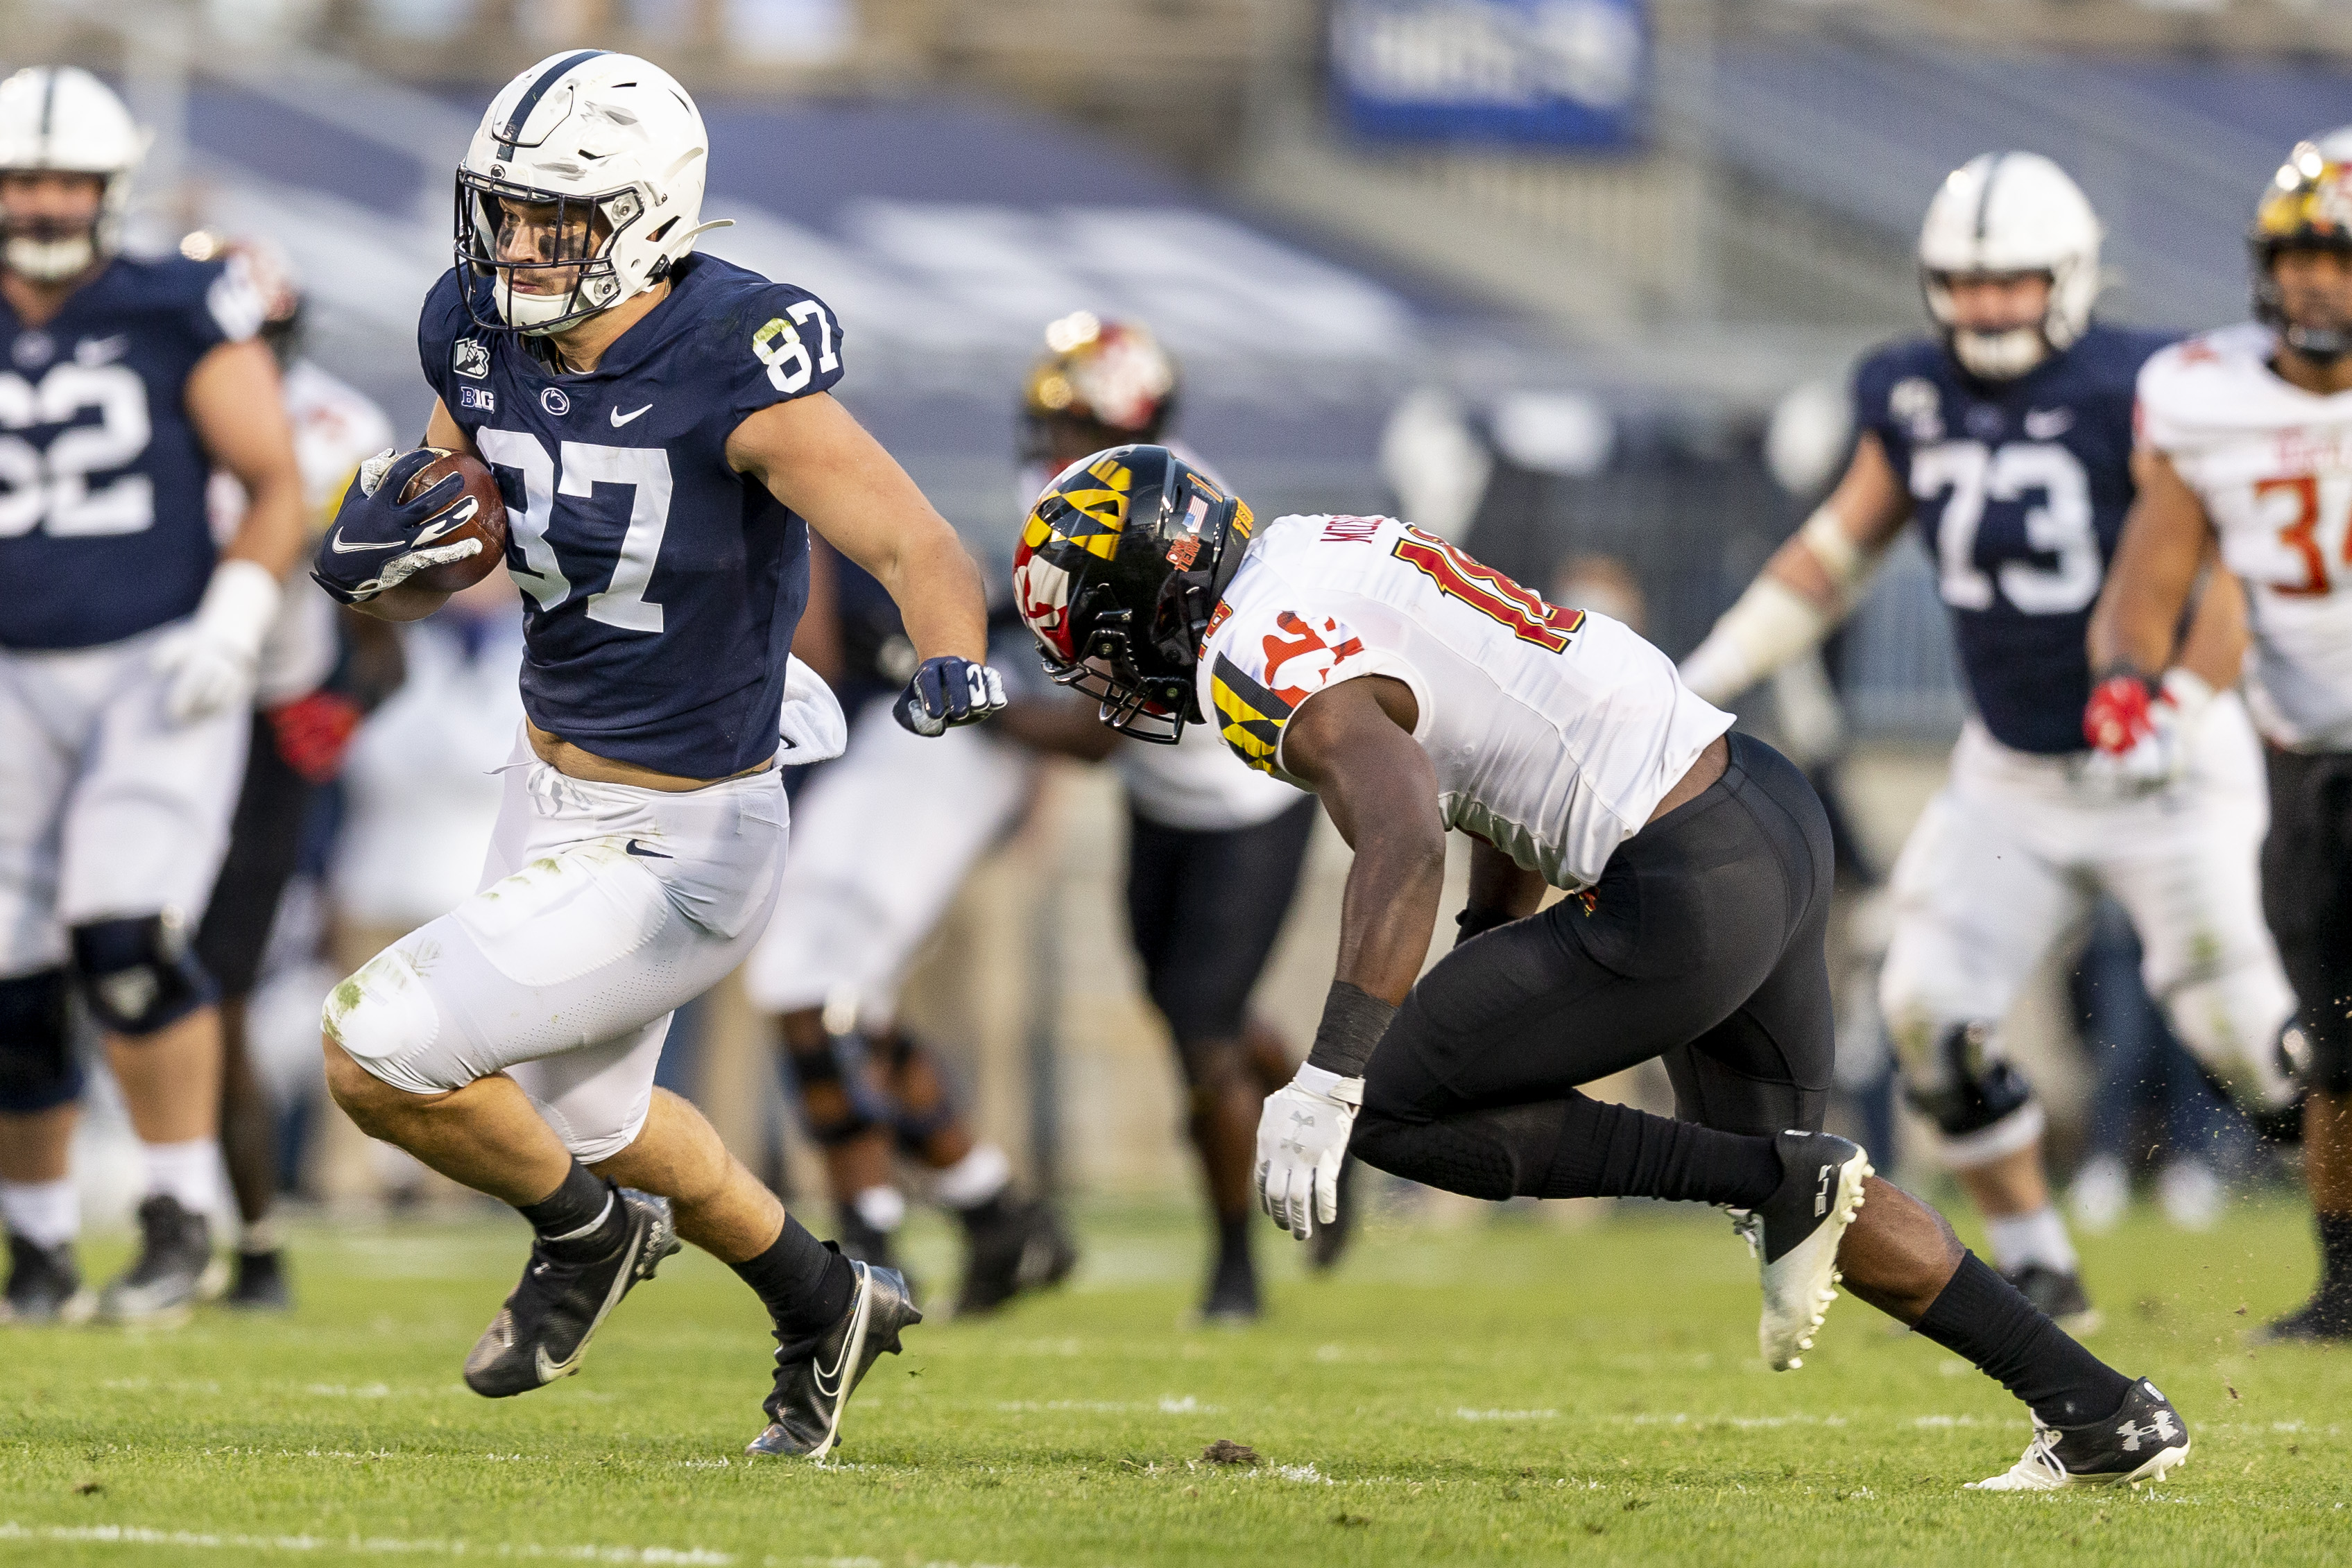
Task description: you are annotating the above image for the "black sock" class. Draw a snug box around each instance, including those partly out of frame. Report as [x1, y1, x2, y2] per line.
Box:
[1914, 1252, 2132, 1428]
[1350, 1094, 1781, 1208]
[2318, 1214, 2352, 1298]
[1542, 1095, 1783, 1207]
[1215, 1213, 1252, 1274]
[517, 1159, 625, 1262]
[733, 1214, 857, 1361]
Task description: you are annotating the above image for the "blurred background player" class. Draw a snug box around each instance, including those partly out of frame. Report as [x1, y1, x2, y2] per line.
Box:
[0, 67, 304, 1325]
[2090, 130, 2352, 1343]
[743, 533, 1074, 1316]
[995, 313, 1328, 1322]
[1679, 153, 2299, 1329]
[187, 232, 404, 1308]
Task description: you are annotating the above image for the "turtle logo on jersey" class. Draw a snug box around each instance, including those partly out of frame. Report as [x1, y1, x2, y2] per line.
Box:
[1208, 610, 1368, 774]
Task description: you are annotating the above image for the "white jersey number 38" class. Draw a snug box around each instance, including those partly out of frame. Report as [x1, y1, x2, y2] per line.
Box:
[0, 363, 155, 538]
[1909, 439, 2099, 616]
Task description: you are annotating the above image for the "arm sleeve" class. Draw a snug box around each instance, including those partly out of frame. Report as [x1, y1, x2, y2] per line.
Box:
[724, 283, 847, 427]
[1203, 599, 1429, 782]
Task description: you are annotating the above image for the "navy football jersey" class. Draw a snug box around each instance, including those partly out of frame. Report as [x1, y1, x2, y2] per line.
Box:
[1855, 323, 2175, 755]
[418, 254, 844, 779]
[0, 256, 262, 651]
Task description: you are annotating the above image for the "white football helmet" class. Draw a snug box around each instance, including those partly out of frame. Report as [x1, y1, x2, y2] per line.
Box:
[1917, 153, 2102, 381]
[0, 66, 148, 283]
[454, 50, 728, 336]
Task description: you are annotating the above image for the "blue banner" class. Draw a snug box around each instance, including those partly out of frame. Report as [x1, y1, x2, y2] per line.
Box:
[1330, 0, 1647, 148]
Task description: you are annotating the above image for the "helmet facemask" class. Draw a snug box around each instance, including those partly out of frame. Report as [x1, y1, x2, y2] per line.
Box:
[2254, 239, 2352, 365]
[1014, 446, 1248, 746]
[0, 170, 115, 284]
[455, 169, 653, 336]
[1921, 264, 2078, 381]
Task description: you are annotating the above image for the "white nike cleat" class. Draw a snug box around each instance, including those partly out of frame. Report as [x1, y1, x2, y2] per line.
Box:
[1968, 1379, 2190, 1491]
[1735, 1130, 1871, 1371]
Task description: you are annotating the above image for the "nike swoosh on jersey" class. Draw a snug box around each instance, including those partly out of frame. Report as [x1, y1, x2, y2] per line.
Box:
[2023, 408, 2075, 438]
[75, 334, 129, 367]
[610, 403, 653, 427]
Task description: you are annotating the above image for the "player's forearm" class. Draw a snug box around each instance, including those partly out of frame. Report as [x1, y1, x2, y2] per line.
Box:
[1679, 514, 1880, 705]
[875, 524, 988, 663]
[219, 467, 307, 579]
[1331, 815, 1447, 1008]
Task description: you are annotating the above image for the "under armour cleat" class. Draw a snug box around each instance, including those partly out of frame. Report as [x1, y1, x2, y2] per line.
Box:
[1967, 1378, 2190, 1490]
[2, 1236, 94, 1325]
[746, 1258, 920, 1461]
[1737, 1130, 1871, 1370]
[2003, 1263, 2100, 1336]
[2249, 1293, 2352, 1345]
[954, 1196, 1078, 1318]
[463, 1189, 678, 1397]
[225, 1248, 293, 1311]
[98, 1196, 219, 1325]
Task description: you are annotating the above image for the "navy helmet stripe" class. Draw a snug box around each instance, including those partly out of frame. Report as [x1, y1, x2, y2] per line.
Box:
[496, 49, 608, 154]
[36, 67, 57, 160]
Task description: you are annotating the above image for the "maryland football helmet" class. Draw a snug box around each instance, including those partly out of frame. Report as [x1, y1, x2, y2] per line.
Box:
[456, 50, 728, 336]
[1917, 153, 2102, 380]
[0, 66, 148, 283]
[2252, 130, 2352, 362]
[1011, 444, 1251, 743]
[1021, 313, 1179, 463]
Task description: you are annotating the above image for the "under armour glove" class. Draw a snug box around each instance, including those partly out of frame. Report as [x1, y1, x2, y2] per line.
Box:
[1256, 1065, 1362, 1241]
[310, 448, 479, 605]
[893, 654, 1008, 736]
[151, 558, 282, 725]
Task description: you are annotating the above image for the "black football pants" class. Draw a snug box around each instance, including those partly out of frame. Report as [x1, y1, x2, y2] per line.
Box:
[1351, 732, 1837, 1203]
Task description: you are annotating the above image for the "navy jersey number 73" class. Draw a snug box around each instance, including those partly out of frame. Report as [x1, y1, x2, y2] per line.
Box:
[1854, 322, 2174, 755]
[419, 251, 843, 779]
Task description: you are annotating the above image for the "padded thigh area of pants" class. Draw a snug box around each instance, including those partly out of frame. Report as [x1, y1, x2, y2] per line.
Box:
[454, 842, 669, 988]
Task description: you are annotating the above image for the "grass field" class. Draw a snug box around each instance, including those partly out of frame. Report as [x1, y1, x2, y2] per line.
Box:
[4, 1195, 2349, 1567]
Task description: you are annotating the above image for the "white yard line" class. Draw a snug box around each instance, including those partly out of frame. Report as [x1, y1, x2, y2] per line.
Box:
[0, 1522, 733, 1562]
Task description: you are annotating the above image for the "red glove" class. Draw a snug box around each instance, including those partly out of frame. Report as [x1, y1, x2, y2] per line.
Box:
[266, 690, 363, 784]
[2082, 672, 2156, 756]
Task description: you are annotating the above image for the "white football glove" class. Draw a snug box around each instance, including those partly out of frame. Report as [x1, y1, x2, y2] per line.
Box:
[151, 558, 282, 725]
[1255, 1064, 1363, 1241]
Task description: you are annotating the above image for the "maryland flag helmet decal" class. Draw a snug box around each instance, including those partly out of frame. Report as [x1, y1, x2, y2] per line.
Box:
[1009, 443, 1255, 744]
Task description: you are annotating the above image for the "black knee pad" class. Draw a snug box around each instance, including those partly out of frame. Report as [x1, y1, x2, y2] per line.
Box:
[783, 1031, 891, 1147]
[875, 1033, 962, 1156]
[0, 967, 81, 1114]
[1903, 1023, 2036, 1138]
[70, 915, 217, 1037]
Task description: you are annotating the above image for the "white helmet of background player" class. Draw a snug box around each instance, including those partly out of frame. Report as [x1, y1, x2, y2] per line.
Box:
[1917, 152, 2102, 381]
[0, 66, 148, 283]
[455, 50, 728, 336]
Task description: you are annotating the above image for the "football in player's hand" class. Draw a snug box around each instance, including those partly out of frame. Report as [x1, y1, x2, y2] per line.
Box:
[396, 449, 508, 594]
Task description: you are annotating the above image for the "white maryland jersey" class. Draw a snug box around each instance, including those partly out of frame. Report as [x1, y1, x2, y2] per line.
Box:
[1197, 512, 1731, 888]
[2140, 323, 2352, 750]
[209, 357, 395, 703]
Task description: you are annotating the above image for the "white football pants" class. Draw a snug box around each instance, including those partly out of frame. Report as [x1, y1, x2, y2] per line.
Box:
[0, 628, 248, 976]
[741, 698, 1033, 1024]
[326, 731, 787, 1162]
[1880, 701, 2297, 1169]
